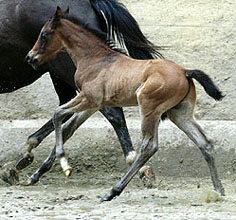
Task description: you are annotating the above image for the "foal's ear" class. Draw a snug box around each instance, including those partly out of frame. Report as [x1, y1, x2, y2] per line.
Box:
[64, 7, 70, 17]
[54, 6, 62, 21]
[51, 6, 62, 28]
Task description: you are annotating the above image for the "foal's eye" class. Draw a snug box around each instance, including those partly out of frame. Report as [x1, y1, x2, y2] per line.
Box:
[40, 32, 48, 42]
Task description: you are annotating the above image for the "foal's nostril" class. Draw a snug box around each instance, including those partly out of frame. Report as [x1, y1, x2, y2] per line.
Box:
[31, 57, 38, 65]
[25, 55, 38, 65]
[24, 55, 30, 63]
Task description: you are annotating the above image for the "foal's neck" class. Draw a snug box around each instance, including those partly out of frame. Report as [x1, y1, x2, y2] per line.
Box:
[57, 19, 115, 65]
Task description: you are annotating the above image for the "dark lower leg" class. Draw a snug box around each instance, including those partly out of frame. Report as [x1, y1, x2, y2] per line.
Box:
[16, 115, 73, 170]
[15, 119, 54, 170]
[100, 107, 135, 159]
[100, 107, 155, 184]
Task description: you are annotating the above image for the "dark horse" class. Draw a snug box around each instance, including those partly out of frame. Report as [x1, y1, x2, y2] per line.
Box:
[0, 0, 162, 185]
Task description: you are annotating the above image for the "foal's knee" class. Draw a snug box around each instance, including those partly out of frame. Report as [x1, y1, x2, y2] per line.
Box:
[53, 107, 65, 125]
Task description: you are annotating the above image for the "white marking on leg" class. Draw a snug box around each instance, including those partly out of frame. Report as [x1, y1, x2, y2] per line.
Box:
[126, 151, 137, 166]
[60, 157, 72, 178]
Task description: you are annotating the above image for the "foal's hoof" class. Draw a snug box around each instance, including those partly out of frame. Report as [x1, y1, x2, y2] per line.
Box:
[0, 168, 19, 185]
[64, 168, 73, 179]
[100, 188, 120, 202]
[16, 152, 34, 170]
[138, 165, 156, 188]
[100, 192, 114, 203]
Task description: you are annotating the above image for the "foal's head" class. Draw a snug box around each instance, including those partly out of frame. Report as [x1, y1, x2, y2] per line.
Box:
[26, 7, 67, 69]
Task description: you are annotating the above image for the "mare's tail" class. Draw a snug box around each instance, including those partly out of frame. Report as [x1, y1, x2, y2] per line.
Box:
[186, 70, 224, 101]
[90, 0, 163, 59]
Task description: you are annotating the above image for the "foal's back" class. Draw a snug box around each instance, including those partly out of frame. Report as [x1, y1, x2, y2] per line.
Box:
[87, 54, 189, 108]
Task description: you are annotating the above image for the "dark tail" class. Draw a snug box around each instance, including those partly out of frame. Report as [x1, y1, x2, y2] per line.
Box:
[186, 70, 224, 101]
[90, 0, 164, 59]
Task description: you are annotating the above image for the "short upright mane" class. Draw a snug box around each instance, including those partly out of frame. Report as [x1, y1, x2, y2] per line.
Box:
[67, 16, 126, 54]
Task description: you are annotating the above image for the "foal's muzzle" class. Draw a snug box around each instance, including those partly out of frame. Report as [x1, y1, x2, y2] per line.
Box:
[25, 51, 40, 70]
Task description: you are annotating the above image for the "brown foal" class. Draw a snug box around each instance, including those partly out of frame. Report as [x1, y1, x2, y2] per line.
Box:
[26, 7, 225, 201]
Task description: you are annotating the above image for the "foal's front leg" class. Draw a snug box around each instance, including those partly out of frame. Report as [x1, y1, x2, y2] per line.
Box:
[53, 93, 98, 177]
[16, 75, 77, 171]
[102, 113, 160, 202]
[28, 110, 96, 185]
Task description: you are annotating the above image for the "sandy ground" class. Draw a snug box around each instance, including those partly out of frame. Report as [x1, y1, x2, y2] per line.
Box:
[1, 174, 236, 220]
[0, 118, 236, 219]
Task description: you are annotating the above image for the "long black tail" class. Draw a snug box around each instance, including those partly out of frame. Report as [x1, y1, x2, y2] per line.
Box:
[90, 0, 163, 59]
[186, 70, 224, 101]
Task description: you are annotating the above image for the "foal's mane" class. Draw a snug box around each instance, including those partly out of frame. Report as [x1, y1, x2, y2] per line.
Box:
[66, 15, 127, 54]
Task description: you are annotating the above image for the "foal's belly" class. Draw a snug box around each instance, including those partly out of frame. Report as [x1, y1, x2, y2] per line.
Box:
[103, 92, 139, 107]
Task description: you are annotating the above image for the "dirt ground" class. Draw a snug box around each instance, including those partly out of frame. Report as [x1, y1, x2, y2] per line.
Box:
[0, 118, 236, 219]
[1, 172, 236, 220]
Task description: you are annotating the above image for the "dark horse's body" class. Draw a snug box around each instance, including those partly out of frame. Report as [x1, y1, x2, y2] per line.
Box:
[0, 0, 161, 184]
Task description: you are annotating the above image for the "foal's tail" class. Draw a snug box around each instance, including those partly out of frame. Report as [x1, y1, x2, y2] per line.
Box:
[90, 0, 164, 59]
[186, 70, 224, 101]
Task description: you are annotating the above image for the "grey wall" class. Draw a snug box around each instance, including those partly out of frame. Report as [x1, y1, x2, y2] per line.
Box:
[0, 0, 235, 120]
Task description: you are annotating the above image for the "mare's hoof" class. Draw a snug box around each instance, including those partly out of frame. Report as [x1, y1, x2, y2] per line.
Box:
[15, 152, 34, 170]
[138, 165, 156, 188]
[0, 168, 19, 185]
[19, 178, 36, 186]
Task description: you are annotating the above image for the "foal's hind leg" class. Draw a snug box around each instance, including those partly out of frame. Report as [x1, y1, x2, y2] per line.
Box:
[167, 101, 225, 196]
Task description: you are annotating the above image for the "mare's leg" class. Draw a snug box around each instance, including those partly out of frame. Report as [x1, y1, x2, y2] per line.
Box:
[100, 107, 137, 164]
[167, 100, 225, 196]
[28, 110, 96, 184]
[16, 74, 77, 170]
